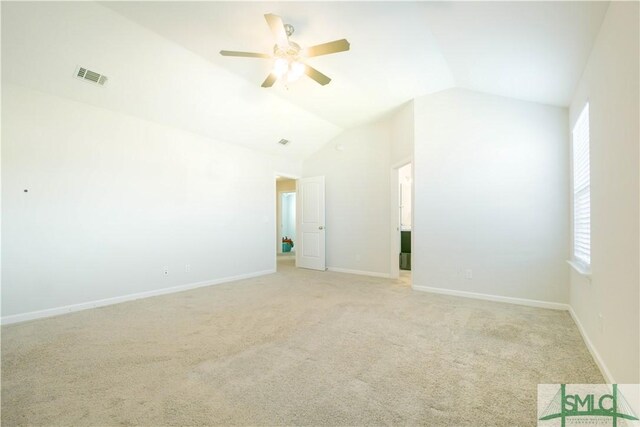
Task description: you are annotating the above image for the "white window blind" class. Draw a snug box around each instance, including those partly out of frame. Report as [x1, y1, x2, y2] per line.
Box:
[572, 104, 590, 266]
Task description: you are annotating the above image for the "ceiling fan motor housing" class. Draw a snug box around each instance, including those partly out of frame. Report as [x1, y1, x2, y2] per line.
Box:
[274, 41, 301, 60]
[284, 23, 295, 37]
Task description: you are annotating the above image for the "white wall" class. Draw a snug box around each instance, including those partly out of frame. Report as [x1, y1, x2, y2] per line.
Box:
[303, 118, 393, 276]
[302, 103, 415, 278]
[413, 88, 570, 304]
[390, 101, 415, 165]
[2, 84, 300, 320]
[568, 1, 639, 384]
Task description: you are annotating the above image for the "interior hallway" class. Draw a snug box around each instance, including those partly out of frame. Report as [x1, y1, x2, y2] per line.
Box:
[1, 258, 602, 426]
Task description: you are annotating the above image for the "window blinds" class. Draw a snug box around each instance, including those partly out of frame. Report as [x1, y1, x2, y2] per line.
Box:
[572, 104, 590, 266]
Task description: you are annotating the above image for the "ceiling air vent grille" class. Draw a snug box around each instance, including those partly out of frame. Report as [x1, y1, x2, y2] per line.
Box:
[278, 139, 290, 146]
[75, 66, 107, 86]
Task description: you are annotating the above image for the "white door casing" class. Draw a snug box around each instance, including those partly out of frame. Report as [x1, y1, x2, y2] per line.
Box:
[296, 176, 326, 271]
[390, 158, 413, 279]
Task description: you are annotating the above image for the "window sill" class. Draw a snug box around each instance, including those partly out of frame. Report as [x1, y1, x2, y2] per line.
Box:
[567, 260, 592, 279]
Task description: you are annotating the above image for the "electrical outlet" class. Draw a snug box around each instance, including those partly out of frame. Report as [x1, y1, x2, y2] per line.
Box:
[163, 266, 169, 276]
[185, 264, 191, 273]
[465, 269, 473, 280]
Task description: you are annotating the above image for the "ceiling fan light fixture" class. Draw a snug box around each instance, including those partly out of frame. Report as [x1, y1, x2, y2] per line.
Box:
[273, 59, 305, 83]
[220, 13, 350, 88]
[273, 58, 289, 78]
[287, 61, 305, 82]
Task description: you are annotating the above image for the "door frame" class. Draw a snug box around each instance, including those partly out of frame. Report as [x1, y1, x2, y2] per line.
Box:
[390, 158, 413, 279]
[274, 172, 299, 269]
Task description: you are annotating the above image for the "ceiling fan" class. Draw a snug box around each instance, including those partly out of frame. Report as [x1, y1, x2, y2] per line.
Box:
[220, 13, 350, 88]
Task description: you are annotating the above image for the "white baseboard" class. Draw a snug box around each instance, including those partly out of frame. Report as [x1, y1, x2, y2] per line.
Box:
[3, 269, 614, 385]
[568, 306, 615, 383]
[1, 269, 276, 325]
[412, 284, 570, 311]
[327, 267, 390, 278]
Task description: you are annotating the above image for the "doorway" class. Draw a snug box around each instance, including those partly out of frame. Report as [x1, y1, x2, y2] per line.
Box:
[280, 192, 296, 254]
[391, 160, 413, 285]
[276, 176, 297, 270]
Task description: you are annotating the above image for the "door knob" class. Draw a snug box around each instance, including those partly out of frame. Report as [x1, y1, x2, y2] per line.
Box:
[319, 226, 324, 230]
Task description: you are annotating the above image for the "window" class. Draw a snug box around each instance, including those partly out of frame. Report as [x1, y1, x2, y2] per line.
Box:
[572, 104, 590, 267]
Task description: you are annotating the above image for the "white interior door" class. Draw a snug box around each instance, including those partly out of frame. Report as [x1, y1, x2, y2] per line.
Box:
[296, 176, 325, 271]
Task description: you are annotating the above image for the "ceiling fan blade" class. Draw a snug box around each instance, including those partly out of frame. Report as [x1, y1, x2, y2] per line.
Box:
[264, 13, 289, 47]
[304, 39, 350, 57]
[304, 65, 331, 86]
[261, 73, 278, 88]
[220, 50, 271, 59]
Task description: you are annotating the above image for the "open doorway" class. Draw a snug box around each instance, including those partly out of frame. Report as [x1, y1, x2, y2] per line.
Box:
[391, 161, 413, 286]
[280, 192, 296, 254]
[276, 176, 297, 270]
[398, 163, 412, 285]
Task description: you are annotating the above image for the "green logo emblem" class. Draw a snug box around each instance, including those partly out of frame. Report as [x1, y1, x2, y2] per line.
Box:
[539, 384, 639, 426]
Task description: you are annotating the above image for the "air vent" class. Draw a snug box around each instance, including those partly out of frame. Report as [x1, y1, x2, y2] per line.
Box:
[75, 66, 107, 86]
[278, 139, 290, 146]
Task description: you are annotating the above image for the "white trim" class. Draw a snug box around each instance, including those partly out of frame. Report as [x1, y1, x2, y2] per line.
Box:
[568, 306, 615, 383]
[1, 269, 276, 325]
[327, 267, 390, 278]
[411, 284, 569, 310]
[390, 156, 414, 169]
[274, 172, 300, 180]
[389, 166, 401, 280]
[567, 259, 592, 279]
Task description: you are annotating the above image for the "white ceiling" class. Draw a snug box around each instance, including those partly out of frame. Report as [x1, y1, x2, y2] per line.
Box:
[103, 1, 456, 129]
[105, 1, 608, 119]
[3, 2, 609, 160]
[420, 1, 610, 106]
[1, 2, 343, 161]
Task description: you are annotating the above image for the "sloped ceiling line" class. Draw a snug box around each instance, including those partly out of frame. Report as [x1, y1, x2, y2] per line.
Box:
[3, 1, 609, 160]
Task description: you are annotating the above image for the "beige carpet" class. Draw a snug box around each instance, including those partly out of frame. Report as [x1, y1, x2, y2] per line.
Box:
[2, 259, 602, 426]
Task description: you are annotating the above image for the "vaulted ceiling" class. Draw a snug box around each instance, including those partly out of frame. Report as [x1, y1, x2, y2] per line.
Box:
[3, 1, 609, 160]
[103, 1, 457, 129]
[106, 1, 609, 122]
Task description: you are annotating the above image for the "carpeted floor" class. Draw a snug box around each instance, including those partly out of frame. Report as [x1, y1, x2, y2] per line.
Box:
[1, 259, 602, 426]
